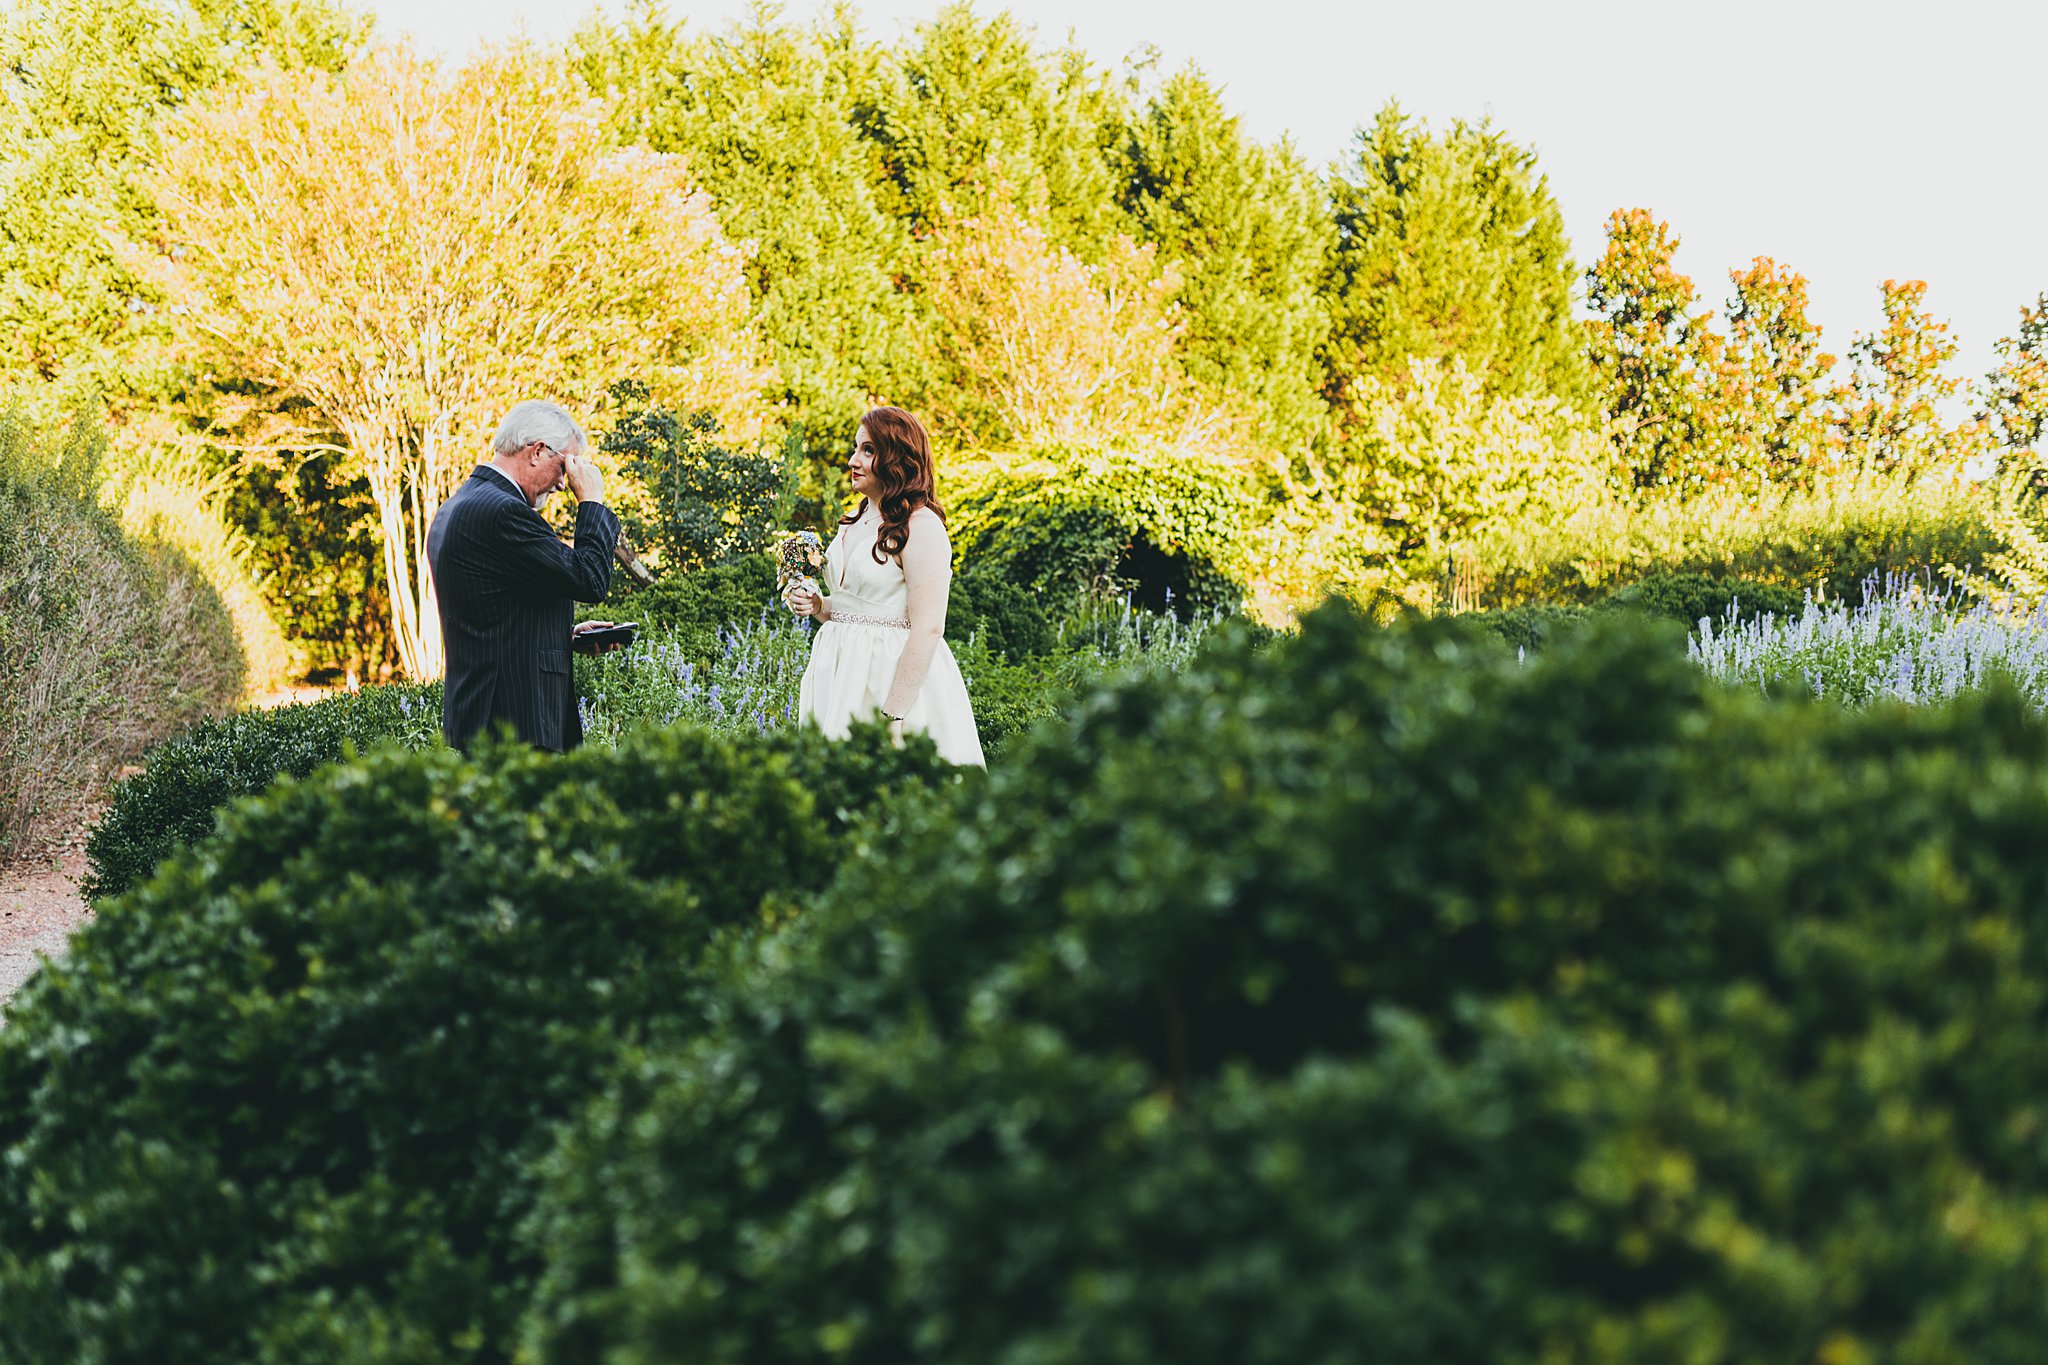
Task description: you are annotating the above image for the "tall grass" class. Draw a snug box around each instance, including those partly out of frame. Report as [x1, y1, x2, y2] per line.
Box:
[0, 408, 243, 857]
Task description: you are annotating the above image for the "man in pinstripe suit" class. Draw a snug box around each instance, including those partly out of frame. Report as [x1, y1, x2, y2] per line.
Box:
[427, 400, 621, 753]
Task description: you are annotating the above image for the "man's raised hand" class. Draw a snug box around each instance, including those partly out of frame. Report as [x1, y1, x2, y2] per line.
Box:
[565, 451, 606, 506]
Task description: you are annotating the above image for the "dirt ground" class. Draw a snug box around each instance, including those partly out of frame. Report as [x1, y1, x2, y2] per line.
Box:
[0, 686, 336, 1014]
[0, 842, 91, 1011]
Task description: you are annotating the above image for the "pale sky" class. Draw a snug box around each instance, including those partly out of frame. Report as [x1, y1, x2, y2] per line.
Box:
[360, 0, 2047, 387]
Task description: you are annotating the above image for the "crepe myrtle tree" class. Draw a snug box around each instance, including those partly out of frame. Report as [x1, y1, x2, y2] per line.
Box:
[140, 44, 768, 678]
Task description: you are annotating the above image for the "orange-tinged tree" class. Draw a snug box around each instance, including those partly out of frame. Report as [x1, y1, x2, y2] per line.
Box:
[1982, 293, 2048, 453]
[1834, 279, 1984, 477]
[1717, 256, 1836, 482]
[141, 45, 766, 678]
[1584, 208, 1724, 492]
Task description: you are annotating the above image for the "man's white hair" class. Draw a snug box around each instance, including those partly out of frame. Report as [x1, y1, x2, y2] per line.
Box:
[491, 400, 584, 458]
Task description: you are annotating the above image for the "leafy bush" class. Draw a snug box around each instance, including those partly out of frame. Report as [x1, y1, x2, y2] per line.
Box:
[606, 554, 780, 636]
[1450, 601, 1593, 652]
[520, 608, 2048, 1365]
[945, 561, 1054, 658]
[596, 381, 796, 573]
[83, 682, 442, 900]
[0, 406, 243, 856]
[1323, 358, 1612, 564]
[0, 723, 956, 1364]
[948, 444, 1255, 614]
[1457, 471, 1996, 607]
[1601, 570, 1803, 627]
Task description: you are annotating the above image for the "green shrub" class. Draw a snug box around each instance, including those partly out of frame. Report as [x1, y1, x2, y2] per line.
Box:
[1602, 570, 1803, 626]
[949, 445, 1255, 614]
[595, 381, 799, 574]
[946, 561, 1054, 658]
[521, 609, 2048, 1365]
[0, 723, 957, 1364]
[82, 682, 443, 901]
[1449, 601, 1593, 652]
[606, 554, 780, 636]
[1458, 472, 1996, 606]
[0, 406, 243, 856]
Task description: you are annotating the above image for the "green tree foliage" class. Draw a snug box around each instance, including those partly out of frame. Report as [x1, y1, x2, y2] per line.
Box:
[916, 204, 1213, 449]
[574, 5, 919, 455]
[1981, 292, 2048, 453]
[595, 382, 796, 575]
[1323, 104, 1588, 411]
[1584, 207, 1725, 491]
[865, 5, 1126, 251]
[143, 44, 766, 679]
[1112, 68, 1329, 441]
[1967, 298, 2048, 601]
[0, 725, 955, 1363]
[518, 609, 2048, 1364]
[218, 448, 395, 681]
[1312, 357, 1611, 567]
[0, 0, 362, 384]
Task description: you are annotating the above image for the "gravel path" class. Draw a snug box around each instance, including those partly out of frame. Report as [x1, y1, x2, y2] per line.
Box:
[0, 848, 91, 1013]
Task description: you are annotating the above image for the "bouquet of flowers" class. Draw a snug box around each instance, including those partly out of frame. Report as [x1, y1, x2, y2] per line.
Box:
[777, 530, 826, 598]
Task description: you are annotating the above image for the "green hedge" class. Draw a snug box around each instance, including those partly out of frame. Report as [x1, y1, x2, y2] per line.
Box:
[1454, 572, 1805, 653]
[607, 554, 779, 635]
[518, 608, 2048, 1365]
[1459, 475, 1997, 607]
[948, 445, 1255, 614]
[0, 723, 956, 1364]
[82, 683, 443, 900]
[1602, 569, 1803, 625]
[0, 407, 243, 855]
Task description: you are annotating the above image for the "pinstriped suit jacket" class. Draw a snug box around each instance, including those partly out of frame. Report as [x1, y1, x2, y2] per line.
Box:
[427, 465, 621, 753]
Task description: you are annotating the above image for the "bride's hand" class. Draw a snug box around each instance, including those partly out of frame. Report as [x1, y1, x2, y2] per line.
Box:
[783, 582, 822, 617]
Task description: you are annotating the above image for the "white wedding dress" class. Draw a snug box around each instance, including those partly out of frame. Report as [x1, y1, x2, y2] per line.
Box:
[796, 510, 986, 768]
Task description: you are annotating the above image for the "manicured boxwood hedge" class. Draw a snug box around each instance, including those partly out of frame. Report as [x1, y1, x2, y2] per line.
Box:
[1602, 569, 1803, 626]
[29, 599, 2048, 1365]
[83, 682, 443, 900]
[1454, 571, 1806, 653]
[518, 607, 2048, 1365]
[0, 723, 956, 1364]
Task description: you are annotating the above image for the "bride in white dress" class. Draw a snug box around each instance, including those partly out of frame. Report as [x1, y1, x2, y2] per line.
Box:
[783, 407, 985, 768]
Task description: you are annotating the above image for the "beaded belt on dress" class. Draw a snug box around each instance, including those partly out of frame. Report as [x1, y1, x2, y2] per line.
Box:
[832, 611, 910, 629]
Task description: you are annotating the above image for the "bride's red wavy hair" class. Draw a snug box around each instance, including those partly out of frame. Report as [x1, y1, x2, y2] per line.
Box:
[843, 406, 947, 564]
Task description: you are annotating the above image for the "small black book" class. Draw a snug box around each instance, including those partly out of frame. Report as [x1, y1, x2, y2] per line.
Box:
[571, 622, 637, 654]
